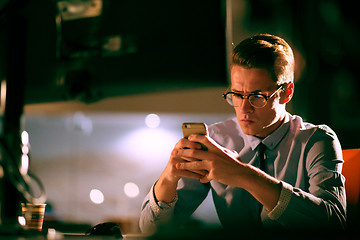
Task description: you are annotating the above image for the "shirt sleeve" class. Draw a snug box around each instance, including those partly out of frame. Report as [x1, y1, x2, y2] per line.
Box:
[149, 182, 178, 214]
[268, 181, 293, 220]
[139, 182, 178, 233]
[139, 178, 210, 233]
[268, 126, 347, 229]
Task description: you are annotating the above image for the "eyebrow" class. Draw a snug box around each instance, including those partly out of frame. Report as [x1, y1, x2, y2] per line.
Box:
[232, 88, 263, 94]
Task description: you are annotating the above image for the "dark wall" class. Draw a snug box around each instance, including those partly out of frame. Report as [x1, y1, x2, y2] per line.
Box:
[237, 0, 360, 149]
[0, 0, 229, 104]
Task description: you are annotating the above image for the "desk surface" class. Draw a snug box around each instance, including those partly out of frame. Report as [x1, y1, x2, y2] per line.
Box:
[1, 233, 148, 240]
[2, 226, 358, 240]
[0, 228, 149, 240]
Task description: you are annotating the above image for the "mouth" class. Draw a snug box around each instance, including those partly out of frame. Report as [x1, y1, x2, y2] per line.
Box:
[240, 118, 254, 124]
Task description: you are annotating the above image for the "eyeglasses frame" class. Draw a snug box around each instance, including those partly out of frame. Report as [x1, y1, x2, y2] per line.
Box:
[222, 84, 285, 108]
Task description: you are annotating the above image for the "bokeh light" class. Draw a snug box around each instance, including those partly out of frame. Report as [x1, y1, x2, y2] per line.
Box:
[145, 113, 160, 128]
[21, 131, 29, 145]
[90, 189, 104, 204]
[124, 182, 140, 198]
[18, 216, 26, 226]
[20, 154, 29, 175]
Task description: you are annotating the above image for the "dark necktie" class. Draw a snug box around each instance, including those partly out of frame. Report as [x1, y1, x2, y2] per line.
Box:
[258, 143, 266, 224]
[258, 143, 266, 173]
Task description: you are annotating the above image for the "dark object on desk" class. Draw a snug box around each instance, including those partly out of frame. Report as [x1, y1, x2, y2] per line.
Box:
[86, 222, 122, 238]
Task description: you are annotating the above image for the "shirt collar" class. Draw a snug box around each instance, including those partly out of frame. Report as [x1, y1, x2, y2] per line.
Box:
[245, 113, 291, 151]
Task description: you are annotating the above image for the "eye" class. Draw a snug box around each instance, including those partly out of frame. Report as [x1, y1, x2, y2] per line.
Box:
[248, 94, 267, 108]
[251, 94, 264, 99]
[233, 93, 244, 98]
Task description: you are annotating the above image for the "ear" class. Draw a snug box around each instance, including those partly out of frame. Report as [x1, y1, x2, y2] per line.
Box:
[281, 82, 294, 104]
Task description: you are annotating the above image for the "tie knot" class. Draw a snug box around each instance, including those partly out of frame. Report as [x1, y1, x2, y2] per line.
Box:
[258, 142, 266, 154]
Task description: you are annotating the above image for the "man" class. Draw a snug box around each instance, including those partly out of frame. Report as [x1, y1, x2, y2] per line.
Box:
[139, 34, 346, 233]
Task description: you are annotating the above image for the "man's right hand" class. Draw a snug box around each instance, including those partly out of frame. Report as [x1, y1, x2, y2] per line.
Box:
[154, 137, 208, 203]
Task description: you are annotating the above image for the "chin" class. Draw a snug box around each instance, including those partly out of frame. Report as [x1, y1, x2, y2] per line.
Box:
[240, 126, 259, 136]
[240, 126, 267, 138]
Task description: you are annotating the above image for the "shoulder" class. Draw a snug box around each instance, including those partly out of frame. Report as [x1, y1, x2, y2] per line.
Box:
[290, 115, 339, 141]
[289, 114, 342, 161]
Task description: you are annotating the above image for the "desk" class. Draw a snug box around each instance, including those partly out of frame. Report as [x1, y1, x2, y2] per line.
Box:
[0, 228, 149, 240]
[2, 226, 358, 240]
[1, 233, 148, 240]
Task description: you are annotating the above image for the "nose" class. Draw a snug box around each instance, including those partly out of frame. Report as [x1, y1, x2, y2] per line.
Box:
[237, 98, 254, 113]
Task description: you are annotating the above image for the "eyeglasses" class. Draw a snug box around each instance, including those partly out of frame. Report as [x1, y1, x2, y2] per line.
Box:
[222, 85, 284, 108]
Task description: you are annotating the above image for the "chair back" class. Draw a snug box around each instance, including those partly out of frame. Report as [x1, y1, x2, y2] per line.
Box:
[342, 148, 360, 228]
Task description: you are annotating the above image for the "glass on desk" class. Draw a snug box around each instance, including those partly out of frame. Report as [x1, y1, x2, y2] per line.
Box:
[21, 203, 46, 231]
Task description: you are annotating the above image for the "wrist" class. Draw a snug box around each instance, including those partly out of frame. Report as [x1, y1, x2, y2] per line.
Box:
[240, 164, 282, 210]
[158, 173, 180, 189]
[154, 177, 179, 203]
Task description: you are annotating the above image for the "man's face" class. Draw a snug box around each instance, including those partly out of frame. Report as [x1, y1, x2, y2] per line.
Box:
[230, 65, 286, 138]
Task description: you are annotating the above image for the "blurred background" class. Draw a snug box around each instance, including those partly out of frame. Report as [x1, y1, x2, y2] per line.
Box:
[0, 0, 359, 234]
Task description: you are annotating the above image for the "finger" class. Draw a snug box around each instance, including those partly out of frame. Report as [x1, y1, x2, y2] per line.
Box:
[176, 161, 207, 171]
[175, 138, 203, 150]
[187, 169, 208, 176]
[181, 156, 200, 162]
[169, 151, 206, 173]
[177, 169, 205, 179]
[176, 164, 208, 177]
[173, 151, 202, 164]
[176, 148, 214, 163]
[200, 175, 211, 183]
[188, 134, 207, 144]
[174, 155, 208, 175]
[188, 135, 232, 156]
[188, 134, 208, 151]
[173, 148, 202, 161]
[188, 135, 217, 152]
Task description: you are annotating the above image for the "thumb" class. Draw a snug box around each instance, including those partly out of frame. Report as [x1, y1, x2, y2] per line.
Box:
[199, 175, 211, 183]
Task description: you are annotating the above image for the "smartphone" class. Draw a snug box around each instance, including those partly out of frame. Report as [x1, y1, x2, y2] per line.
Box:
[182, 122, 208, 139]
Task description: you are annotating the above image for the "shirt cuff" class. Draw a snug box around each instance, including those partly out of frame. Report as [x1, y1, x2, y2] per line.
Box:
[268, 181, 293, 220]
[149, 181, 178, 214]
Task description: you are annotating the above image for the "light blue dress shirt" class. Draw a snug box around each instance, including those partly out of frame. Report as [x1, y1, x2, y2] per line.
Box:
[139, 113, 346, 232]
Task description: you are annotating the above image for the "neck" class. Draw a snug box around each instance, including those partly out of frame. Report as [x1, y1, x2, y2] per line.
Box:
[255, 111, 287, 138]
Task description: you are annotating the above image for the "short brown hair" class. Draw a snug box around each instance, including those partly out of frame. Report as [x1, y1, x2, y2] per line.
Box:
[232, 34, 295, 85]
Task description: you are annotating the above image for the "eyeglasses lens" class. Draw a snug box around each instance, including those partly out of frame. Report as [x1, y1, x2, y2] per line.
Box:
[226, 93, 267, 108]
[249, 95, 267, 108]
